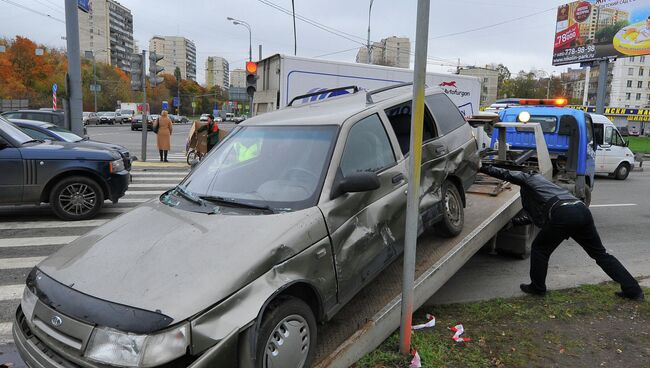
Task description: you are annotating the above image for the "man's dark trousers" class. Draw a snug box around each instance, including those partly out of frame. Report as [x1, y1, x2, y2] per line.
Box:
[529, 202, 642, 296]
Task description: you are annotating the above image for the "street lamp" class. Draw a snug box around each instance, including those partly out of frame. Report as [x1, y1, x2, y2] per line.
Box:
[86, 49, 108, 112]
[367, 0, 375, 64]
[536, 70, 555, 99]
[227, 17, 252, 62]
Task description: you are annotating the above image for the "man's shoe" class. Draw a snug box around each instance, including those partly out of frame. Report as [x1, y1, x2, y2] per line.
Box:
[520, 283, 545, 296]
[615, 291, 645, 301]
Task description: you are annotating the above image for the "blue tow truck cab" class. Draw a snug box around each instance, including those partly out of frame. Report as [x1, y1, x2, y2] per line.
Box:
[491, 101, 596, 204]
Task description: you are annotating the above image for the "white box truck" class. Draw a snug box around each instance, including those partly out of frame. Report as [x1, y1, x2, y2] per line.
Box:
[253, 54, 481, 117]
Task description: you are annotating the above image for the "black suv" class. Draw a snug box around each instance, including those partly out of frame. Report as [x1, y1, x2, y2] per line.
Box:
[0, 116, 129, 220]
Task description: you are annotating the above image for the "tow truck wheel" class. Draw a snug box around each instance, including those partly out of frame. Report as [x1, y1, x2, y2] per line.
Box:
[256, 296, 316, 368]
[435, 180, 464, 237]
[614, 163, 630, 180]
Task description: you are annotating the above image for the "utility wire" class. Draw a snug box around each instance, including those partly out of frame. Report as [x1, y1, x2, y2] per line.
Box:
[428, 7, 555, 40]
[0, 0, 64, 23]
[33, 0, 64, 14]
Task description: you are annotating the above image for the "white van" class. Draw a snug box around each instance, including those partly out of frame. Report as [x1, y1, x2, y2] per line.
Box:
[590, 114, 635, 180]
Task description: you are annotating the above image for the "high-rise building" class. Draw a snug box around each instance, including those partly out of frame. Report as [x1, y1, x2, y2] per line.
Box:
[356, 36, 411, 68]
[608, 56, 650, 109]
[458, 66, 499, 106]
[205, 57, 229, 89]
[78, 0, 134, 73]
[149, 36, 197, 81]
[230, 69, 246, 88]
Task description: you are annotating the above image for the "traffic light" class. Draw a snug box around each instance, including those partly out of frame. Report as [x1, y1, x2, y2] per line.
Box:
[149, 52, 164, 87]
[246, 61, 257, 98]
[131, 53, 144, 91]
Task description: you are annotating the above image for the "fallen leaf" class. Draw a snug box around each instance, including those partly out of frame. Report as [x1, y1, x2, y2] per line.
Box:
[616, 349, 623, 354]
[549, 315, 556, 319]
[560, 348, 566, 354]
[511, 347, 516, 352]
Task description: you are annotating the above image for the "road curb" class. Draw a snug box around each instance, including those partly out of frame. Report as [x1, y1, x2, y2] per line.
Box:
[132, 161, 187, 168]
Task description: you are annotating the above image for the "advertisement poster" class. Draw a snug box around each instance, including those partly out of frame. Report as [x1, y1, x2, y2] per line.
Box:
[553, 0, 650, 65]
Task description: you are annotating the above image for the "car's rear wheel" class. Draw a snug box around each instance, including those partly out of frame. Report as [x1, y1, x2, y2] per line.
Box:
[50, 176, 103, 220]
[256, 297, 316, 368]
[435, 180, 464, 237]
[614, 163, 630, 180]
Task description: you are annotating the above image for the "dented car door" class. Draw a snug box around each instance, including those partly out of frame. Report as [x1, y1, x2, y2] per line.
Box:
[319, 113, 407, 303]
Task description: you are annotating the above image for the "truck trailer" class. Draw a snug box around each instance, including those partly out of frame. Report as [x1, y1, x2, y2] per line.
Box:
[253, 54, 481, 118]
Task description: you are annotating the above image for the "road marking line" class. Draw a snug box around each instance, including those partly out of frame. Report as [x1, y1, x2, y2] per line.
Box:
[0, 257, 45, 270]
[117, 198, 150, 203]
[0, 219, 108, 230]
[0, 284, 23, 301]
[131, 171, 188, 176]
[590, 203, 637, 208]
[0, 322, 12, 344]
[129, 183, 177, 188]
[125, 191, 164, 196]
[131, 177, 184, 182]
[0, 236, 77, 248]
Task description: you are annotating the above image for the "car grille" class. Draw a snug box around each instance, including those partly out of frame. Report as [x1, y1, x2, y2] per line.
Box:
[17, 308, 82, 368]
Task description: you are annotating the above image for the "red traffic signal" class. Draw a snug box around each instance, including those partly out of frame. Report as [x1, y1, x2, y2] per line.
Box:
[246, 61, 257, 74]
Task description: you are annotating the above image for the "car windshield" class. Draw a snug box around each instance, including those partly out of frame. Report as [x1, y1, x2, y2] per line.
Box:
[176, 125, 338, 212]
[0, 116, 34, 145]
[48, 126, 83, 142]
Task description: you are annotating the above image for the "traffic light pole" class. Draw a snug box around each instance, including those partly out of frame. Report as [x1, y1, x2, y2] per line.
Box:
[140, 50, 148, 162]
[64, 0, 84, 136]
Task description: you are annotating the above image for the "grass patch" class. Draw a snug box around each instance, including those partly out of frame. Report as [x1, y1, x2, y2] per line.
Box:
[356, 282, 650, 368]
[626, 136, 650, 154]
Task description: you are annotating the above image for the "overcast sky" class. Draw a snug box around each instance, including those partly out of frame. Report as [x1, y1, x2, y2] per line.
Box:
[1, 0, 572, 84]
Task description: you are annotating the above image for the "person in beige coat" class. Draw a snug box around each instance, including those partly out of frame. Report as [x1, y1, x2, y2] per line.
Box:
[156, 110, 173, 162]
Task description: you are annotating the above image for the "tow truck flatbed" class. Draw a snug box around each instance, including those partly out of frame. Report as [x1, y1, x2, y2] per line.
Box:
[315, 188, 522, 367]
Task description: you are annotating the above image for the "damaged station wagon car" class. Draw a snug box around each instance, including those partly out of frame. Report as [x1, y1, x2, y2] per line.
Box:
[13, 84, 479, 368]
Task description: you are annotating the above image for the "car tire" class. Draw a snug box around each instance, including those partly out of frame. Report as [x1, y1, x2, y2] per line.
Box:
[50, 176, 103, 221]
[435, 180, 464, 237]
[255, 297, 316, 368]
[614, 163, 630, 180]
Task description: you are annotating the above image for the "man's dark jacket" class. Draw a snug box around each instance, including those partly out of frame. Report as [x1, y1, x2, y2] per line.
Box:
[479, 165, 577, 227]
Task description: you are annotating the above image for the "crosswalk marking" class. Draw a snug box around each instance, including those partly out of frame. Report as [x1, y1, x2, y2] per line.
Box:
[129, 183, 177, 188]
[131, 177, 185, 182]
[0, 256, 45, 270]
[0, 169, 186, 346]
[0, 284, 23, 302]
[0, 219, 108, 230]
[0, 236, 78, 248]
[0, 322, 12, 344]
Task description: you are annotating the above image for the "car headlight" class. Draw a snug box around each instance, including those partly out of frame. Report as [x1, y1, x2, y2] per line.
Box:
[20, 287, 38, 322]
[109, 159, 125, 173]
[85, 323, 189, 367]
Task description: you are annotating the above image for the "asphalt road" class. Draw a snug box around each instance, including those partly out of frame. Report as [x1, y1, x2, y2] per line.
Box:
[0, 155, 648, 364]
[85, 122, 238, 161]
[428, 169, 650, 305]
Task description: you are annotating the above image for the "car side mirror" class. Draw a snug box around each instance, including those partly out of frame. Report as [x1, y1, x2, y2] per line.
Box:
[338, 172, 381, 194]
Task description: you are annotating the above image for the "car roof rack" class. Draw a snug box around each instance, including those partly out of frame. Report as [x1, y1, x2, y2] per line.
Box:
[288, 86, 361, 106]
[365, 82, 414, 104]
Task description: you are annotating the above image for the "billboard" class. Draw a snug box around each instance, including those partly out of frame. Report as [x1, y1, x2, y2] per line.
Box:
[553, 0, 650, 65]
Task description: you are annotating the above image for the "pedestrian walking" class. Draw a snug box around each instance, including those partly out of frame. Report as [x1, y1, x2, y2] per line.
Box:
[156, 110, 173, 162]
[480, 164, 644, 301]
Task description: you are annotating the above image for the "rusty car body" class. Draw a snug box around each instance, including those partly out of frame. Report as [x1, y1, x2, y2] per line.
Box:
[13, 84, 479, 368]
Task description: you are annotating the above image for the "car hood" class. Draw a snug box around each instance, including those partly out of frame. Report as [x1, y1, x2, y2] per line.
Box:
[37, 200, 328, 321]
[20, 140, 121, 160]
[75, 140, 129, 154]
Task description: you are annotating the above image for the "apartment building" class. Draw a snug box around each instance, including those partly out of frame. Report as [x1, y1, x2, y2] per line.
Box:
[149, 36, 197, 81]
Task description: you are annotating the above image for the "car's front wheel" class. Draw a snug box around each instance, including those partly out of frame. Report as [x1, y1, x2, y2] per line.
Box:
[435, 180, 464, 237]
[256, 297, 316, 368]
[50, 176, 103, 220]
[614, 163, 630, 180]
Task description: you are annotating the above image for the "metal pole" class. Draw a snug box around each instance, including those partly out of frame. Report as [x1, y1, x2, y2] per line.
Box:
[399, 0, 430, 356]
[292, 0, 297, 55]
[596, 59, 608, 114]
[259, 44, 262, 60]
[248, 25, 253, 117]
[64, 0, 83, 136]
[367, 0, 374, 64]
[547, 77, 551, 99]
[582, 66, 590, 106]
[141, 50, 148, 162]
[92, 54, 97, 112]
